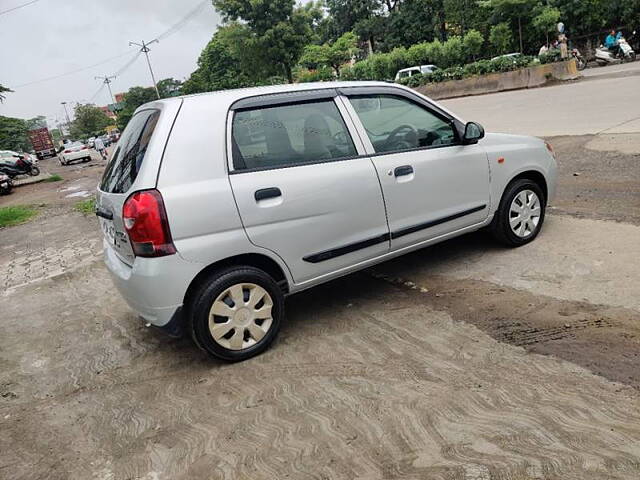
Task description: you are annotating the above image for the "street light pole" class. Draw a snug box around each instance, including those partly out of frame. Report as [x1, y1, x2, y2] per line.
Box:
[61, 101, 71, 138]
[129, 39, 160, 99]
[95, 75, 117, 105]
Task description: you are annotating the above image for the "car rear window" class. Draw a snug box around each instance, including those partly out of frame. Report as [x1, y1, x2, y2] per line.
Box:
[100, 109, 160, 193]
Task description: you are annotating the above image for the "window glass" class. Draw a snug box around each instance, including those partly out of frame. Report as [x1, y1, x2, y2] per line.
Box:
[100, 109, 160, 193]
[349, 95, 456, 154]
[232, 100, 357, 170]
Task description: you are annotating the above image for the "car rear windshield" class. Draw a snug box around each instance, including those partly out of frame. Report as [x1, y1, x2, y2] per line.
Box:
[99, 109, 160, 194]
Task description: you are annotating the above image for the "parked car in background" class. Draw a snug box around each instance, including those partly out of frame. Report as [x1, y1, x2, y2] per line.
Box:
[395, 65, 439, 81]
[59, 142, 92, 165]
[98, 135, 111, 148]
[97, 81, 557, 362]
[27, 128, 57, 159]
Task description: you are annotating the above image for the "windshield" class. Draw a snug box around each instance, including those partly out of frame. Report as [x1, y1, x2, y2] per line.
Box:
[99, 109, 160, 194]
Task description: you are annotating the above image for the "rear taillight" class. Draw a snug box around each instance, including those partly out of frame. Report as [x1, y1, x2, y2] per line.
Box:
[64, 149, 71, 153]
[122, 189, 176, 257]
[82, 146, 89, 150]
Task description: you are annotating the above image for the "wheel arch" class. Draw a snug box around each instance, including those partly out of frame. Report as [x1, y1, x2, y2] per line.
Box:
[506, 170, 548, 203]
[183, 253, 290, 310]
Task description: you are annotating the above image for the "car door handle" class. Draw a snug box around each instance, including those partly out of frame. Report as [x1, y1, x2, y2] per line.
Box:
[394, 165, 414, 177]
[254, 187, 282, 201]
[95, 207, 113, 220]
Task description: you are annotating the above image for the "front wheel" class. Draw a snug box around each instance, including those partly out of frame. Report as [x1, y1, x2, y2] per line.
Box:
[189, 266, 284, 362]
[29, 166, 40, 176]
[490, 179, 546, 247]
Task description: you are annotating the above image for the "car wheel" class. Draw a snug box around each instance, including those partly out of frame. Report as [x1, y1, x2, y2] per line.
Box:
[189, 266, 284, 362]
[490, 178, 546, 247]
[84, 157, 91, 162]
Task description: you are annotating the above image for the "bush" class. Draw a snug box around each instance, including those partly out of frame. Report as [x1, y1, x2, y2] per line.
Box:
[407, 42, 429, 65]
[463, 29, 484, 62]
[296, 67, 335, 83]
[490, 23, 513, 55]
[441, 36, 465, 68]
[539, 49, 563, 64]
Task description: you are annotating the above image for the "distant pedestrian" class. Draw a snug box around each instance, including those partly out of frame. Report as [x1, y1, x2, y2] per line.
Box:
[558, 32, 568, 59]
[94, 136, 107, 160]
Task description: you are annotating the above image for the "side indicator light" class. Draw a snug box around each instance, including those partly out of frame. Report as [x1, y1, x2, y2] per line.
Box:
[497, 157, 505, 164]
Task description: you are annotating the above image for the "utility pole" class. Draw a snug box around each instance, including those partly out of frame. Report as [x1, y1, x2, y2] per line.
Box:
[61, 101, 71, 138]
[129, 39, 160, 99]
[95, 75, 117, 105]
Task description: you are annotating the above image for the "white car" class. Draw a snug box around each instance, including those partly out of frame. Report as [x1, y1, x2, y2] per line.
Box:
[97, 81, 557, 361]
[59, 142, 92, 165]
[395, 65, 439, 81]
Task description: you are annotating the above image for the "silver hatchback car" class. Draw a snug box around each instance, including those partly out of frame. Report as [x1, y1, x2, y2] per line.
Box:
[97, 81, 557, 361]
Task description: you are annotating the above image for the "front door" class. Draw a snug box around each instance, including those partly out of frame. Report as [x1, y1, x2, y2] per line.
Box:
[345, 92, 490, 251]
[228, 95, 389, 285]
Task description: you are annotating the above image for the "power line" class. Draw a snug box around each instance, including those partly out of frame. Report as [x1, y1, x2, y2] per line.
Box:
[153, 0, 209, 42]
[0, 0, 41, 16]
[9, 50, 135, 88]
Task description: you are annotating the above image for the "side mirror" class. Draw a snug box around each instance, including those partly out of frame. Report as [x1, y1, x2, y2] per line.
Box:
[463, 121, 485, 144]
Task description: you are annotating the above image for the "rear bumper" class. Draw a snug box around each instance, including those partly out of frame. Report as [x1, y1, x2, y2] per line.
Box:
[103, 240, 199, 329]
[62, 151, 91, 161]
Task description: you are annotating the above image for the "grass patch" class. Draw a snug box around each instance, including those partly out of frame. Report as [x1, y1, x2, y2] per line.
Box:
[74, 196, 96, 215]
[42, 174, 63, 183]
[0, 205, 38, 228]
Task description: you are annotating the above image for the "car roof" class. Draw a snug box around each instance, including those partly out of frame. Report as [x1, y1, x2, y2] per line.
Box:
[136, 81, 393, 113]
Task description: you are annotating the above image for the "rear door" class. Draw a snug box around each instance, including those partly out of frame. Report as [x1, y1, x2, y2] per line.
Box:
[97, 108, 163, 265]
[227, 91, 389, 285]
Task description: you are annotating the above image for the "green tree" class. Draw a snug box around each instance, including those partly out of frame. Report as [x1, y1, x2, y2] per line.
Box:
[156, 78, 183, 98]
[299, 32, 358, 75]
[70, 104, 113, 139]
[182, 26, 258, 94]
[481, 0, 536, 53]
[463, 29, 484, 61]
[50, 128, 63, 145]
[24, 116, 47, 130]
[0, 116, 30, 151]
[489, 22, 513, 54]
[212, 0, 319, 83]
[116, 86, 158, 131]
[533, 7, 561, 45]
[0, 85, 12, 103]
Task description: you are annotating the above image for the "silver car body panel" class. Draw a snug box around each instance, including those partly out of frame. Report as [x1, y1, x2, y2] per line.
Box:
[98, 81, 558, 328]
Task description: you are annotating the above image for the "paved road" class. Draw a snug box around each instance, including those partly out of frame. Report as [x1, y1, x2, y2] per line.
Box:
[2, 73, 640, 479]
[441, 61, 640, 137]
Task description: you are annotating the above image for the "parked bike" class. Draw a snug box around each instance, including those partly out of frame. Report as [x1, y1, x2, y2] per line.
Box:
[0, 154, 40, 178]
[0, 173, 12, 195]
[571, 48, 587, 70]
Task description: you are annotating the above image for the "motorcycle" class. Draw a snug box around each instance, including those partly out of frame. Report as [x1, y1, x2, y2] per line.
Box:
[571, 47, 587, 70]
[595, 31, 637, 66]
[0, 173, 12, 195]
[0, 154, 40, 178]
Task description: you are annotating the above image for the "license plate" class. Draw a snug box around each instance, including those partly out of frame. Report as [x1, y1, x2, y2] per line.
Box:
[100, 218, 117, 246]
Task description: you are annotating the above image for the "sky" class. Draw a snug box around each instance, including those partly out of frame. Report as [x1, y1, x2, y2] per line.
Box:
[0, 0, 222, 128]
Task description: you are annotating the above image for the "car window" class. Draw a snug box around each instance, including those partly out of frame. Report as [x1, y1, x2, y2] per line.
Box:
[232, 100, 357, 171]
[349, 94, 456, 154]
[100, 109, 160, 193]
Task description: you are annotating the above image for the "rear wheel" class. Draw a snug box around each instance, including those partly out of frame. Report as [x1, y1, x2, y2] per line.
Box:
[490, 179, 546, 247]
[29, 166, 40, 176]
[189, 266, 284, 362]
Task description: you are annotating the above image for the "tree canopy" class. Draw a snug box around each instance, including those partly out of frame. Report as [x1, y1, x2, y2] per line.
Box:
[70, 104, 113, 139]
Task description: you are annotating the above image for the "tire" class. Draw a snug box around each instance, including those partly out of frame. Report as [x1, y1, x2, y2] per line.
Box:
[189, 266, 284, 362]
[490, 178, 546, 247]
[83, 157, 91, 163]
[29, 166, 40, 176]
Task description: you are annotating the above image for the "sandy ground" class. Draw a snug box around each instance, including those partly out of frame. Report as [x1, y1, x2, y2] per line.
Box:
[1, 83, 640, 478]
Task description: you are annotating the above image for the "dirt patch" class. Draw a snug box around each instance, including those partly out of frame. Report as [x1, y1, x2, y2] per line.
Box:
[546, 134, 640, 225]
[368, 270, 640, 389]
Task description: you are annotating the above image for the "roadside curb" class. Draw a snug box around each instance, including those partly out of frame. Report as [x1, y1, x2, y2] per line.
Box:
[13, 174, 54, 187]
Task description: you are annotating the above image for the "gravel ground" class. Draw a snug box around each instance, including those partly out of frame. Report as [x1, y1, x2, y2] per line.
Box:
[1, 130, 639, 479]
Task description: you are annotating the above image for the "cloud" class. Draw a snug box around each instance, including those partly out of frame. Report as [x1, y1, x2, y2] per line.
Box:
[0, 0, 220, 124]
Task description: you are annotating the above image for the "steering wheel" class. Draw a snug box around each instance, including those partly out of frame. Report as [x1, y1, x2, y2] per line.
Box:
[386, 124, 418, 150]
[333, 131, 349, 146]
